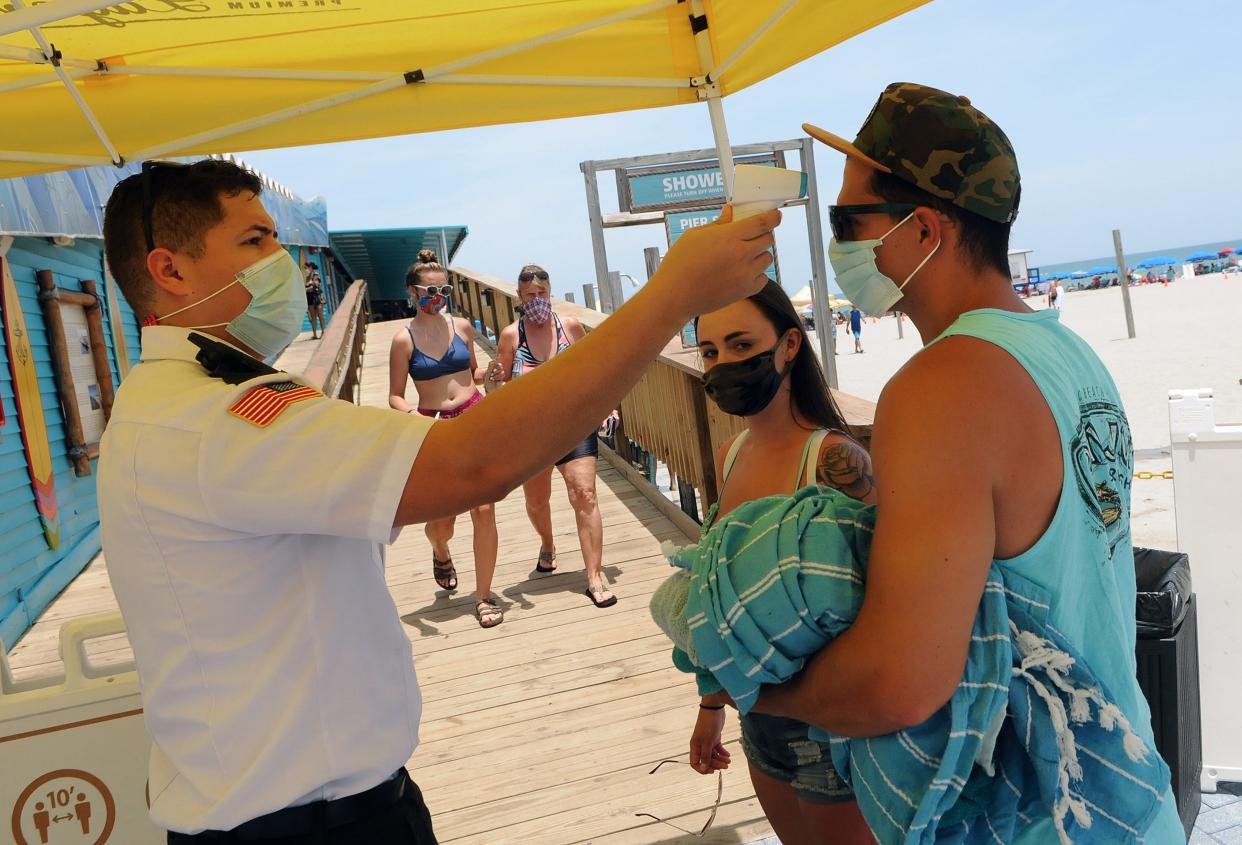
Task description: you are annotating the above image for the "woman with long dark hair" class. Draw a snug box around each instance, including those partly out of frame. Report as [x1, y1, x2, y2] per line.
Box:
[686, 279, 875, 844]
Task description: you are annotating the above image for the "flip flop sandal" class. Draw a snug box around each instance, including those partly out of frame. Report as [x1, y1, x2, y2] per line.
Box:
[585, 584, 618, 609]
[475, 597, 504, 629]
[534, 550, 558, 573]
[432, 556, 458, 592]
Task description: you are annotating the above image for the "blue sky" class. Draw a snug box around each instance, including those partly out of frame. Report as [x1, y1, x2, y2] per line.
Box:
[238, 0, 1239, 301]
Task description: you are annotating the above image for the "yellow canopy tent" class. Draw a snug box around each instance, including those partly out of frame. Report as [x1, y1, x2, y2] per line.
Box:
[0, 0, 925, 183]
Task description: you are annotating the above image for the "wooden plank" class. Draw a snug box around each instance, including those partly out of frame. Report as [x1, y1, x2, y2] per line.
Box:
[5, 318, 775, 845]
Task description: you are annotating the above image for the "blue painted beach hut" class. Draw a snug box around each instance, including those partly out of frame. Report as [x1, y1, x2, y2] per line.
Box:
[0, 160, 338, 649]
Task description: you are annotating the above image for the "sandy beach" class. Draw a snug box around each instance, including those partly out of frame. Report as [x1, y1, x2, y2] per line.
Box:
[811, 272, 1242, 550]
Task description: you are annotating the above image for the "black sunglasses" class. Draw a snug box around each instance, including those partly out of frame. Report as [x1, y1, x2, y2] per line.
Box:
[412, 284, 453, 297]
[827, 202, 917, 242]
[518, 270, 549, 283]
[140, 159, 192, 253]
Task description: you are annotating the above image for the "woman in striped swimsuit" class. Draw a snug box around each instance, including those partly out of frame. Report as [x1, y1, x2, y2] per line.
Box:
[388, 250, 503, 628]
[493, 264, 617, 608]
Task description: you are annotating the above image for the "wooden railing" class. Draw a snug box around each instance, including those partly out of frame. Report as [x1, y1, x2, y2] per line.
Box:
[449, 266, 876, 527]
[303, 279, 370, 401]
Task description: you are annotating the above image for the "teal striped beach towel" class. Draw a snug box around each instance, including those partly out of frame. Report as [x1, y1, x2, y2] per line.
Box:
[650, 486, 1172, 843]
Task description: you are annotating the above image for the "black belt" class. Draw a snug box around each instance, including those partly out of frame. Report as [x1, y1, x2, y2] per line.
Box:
[177, 769, 409, 842]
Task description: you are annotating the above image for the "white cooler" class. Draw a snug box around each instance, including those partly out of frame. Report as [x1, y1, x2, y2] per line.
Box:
[1169, 388, 1242, 792]
[0, 612, 162, 844]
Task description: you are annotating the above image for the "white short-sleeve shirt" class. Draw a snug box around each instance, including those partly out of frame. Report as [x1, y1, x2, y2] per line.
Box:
[98, 327, 433, 834]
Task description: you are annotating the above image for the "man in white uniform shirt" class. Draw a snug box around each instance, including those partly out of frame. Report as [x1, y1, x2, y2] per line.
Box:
[99, 160, 780, 843]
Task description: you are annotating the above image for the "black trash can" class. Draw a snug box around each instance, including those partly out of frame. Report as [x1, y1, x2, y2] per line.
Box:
[1133, 547, 1201, 840]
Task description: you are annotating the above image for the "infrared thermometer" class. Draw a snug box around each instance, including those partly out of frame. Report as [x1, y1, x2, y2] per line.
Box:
[729, 164, 808, 221]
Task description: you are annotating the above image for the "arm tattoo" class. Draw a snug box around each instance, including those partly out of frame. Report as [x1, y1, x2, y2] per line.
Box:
[816, 441, 876, 502]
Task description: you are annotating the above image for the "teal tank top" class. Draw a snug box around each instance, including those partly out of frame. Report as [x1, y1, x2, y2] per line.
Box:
[931, 308, 1184, 842]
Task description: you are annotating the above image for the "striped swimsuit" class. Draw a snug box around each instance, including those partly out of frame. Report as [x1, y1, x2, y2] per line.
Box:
[510, 313, 571, 379]
[511, 313, 598, 465]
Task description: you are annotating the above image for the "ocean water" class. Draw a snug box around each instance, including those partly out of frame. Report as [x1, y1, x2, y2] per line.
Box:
[1035, 237, 1241, 278]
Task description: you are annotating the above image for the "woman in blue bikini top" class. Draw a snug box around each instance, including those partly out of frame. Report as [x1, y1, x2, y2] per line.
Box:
[386, 250, 504, 630]
[689, 280, 876, 845]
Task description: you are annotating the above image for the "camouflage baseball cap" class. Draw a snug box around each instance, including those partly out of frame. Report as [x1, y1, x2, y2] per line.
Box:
[804, 82, 1020, 223]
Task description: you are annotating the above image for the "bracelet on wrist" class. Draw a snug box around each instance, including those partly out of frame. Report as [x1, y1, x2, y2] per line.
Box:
[699, 703, 725, 711]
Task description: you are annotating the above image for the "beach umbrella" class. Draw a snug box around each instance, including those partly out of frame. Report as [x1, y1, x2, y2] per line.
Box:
[1186, 252, 1217, 262]
[1219, 248, 1236, 256]
[790, 284, 814, 307]
[1136, 256, 1179, 268]
[0, 1, 926, 183]
[1086, 266, 1115, 275]
[1070, 271, 1090, 279]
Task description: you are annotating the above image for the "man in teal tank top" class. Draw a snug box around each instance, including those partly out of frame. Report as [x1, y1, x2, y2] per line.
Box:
[754, 83, 1184, 842]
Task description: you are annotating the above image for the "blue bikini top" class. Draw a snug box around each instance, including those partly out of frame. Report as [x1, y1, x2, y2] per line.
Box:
[407, 325, 471, 381]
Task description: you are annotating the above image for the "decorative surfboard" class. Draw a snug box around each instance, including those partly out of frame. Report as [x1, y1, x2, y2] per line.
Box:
[0, 256, 60, 549]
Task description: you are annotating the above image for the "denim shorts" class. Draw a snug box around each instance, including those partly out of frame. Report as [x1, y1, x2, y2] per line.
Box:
[739, 711, 854, 805]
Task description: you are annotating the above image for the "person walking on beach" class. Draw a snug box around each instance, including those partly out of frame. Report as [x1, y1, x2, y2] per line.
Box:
[492, 265, 618, 609]
[848, 305, 863, 352]
[1055, 280, 1066, 309]
[750, 82, 1185, 842]
[97, 158, 779, 842]
[388, 249, 502, 628]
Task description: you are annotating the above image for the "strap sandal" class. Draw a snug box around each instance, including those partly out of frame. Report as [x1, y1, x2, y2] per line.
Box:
[534, 550, 558, 573]
[474, 597, 504, 629]
[432, 555, 458, 592]
[585, 583, 618, 609]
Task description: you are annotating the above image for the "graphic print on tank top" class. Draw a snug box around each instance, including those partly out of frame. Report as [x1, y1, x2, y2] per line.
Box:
[1069, 384, 1133, 557]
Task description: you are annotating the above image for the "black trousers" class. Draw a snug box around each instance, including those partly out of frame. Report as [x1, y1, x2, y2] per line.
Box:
[167, 771, 437, 845]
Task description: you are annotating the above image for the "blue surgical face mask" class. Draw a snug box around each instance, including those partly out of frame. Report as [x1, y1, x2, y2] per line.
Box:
[828, 212, 939, 317]
[158, 249, 307, 363]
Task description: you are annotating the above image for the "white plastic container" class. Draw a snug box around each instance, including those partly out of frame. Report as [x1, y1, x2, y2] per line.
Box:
[1168, 388, 1242, 792]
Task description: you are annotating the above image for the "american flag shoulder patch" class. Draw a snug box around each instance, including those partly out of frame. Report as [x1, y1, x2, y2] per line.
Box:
[228, 381, 322, 427]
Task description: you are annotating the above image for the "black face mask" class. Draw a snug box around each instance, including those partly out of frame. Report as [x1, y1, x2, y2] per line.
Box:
[702, 336, 789, 417]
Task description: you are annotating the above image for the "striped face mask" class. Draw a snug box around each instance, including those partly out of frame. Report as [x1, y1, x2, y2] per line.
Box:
[524, 295, 552, 325]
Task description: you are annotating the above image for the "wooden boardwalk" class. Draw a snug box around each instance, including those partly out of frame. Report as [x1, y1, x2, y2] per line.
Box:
[5, 320, 775, 845]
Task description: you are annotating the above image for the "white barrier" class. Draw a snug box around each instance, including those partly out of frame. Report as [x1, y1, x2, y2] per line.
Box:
[0, 612, 161, 844]
[1169, 388, 1242, 792]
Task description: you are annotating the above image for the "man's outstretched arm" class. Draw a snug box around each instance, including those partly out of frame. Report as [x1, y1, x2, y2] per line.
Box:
[395, 207, 781, 526]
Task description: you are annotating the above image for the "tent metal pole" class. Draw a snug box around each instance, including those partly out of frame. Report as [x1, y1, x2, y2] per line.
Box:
[0, 69, 90, 95]
[131, 76, 408, 161]
[115, 66, 685, 88]
[710, 0, 801, 85]
[689, 0, 734, 197]
[0, 43, 96, 69]
[435, 74, 685, 89]
[705, 95, 735, 199]
[13, 0, 121, 165]
[0, 0, 114, 38]
[426, 0, 676, 80]
[118, 66, 390, 82]
[127, 0, 682, 161]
